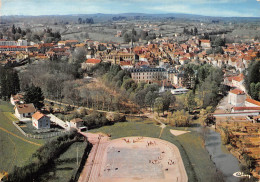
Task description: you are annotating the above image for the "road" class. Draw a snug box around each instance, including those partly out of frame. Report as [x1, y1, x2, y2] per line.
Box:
[44, 98, 115, 114]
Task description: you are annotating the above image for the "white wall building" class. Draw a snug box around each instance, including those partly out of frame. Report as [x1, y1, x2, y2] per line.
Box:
[70, 118, 84, 129]
[14, 104, 36, 119]
[228, 89, 246, 107]
[32, 112, 51, 129]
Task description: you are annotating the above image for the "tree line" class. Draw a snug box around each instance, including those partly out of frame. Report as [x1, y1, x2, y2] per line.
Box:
[78, 18, 94, 24]
[0, 66, 20, 100]
[123, 28, 157, 43]
[244, 60, 260, 101]
[0, 25, 61, 43]
[4, 131, 84, 182]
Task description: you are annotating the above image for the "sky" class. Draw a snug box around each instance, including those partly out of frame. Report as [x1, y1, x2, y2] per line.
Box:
[1, 0, 260, 17]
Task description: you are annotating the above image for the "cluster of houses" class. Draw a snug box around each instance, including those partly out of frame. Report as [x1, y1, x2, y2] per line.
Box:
[1, 30, 259, 110]
[11, 94, 51, 130]
[10, 94, 85, 131]
[79, 36, 259, 90]
[224, 73, 260, 113]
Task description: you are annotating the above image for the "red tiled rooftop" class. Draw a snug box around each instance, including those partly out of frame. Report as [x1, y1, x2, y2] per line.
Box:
[86, 59, 101, 64]
[230, 88, 244, 95]
[246, 98, 260, 107]
[232, 74, 244, 82]
[200, 39, 211, 43]
[32, 111, 45, 120]
[233, 107, 260, 111]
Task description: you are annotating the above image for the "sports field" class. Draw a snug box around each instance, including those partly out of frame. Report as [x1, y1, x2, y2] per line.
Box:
[81, 135, 187, 182]
[88, 118, 222, 182]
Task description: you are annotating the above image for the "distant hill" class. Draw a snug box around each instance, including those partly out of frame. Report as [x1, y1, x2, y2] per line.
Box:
[1, 13, 260, 24]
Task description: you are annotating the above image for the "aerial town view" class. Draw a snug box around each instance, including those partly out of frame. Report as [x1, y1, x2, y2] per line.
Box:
[0, 0, 259, 182]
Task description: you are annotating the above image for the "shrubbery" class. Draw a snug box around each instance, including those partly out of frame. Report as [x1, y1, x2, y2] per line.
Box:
[5, 131, 83, 182]
[82, 112, 111, 129]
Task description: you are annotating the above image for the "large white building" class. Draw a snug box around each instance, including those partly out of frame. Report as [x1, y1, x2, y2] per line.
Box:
[130, 68, 167, 83]
[228, 88, 246, 107]
[17, 39, 28, 46]
[0, 40, 17, 46]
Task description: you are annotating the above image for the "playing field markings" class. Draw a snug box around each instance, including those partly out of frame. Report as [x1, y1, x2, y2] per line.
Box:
[0, 127, 41, 146]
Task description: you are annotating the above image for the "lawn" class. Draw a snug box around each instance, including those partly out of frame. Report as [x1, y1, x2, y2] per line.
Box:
[37, 141, 88, 182]
[89, 117, 220, 182]
[19, 121, 64, 136]
[0, 100, 45, 173]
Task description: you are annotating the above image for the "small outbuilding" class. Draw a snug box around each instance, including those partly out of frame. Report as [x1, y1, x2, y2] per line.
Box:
[70, 118, 84, 129]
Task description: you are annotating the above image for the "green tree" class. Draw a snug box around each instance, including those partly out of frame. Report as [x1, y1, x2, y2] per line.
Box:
[213, 37, 225, 47]
[205, 114, 216, 126]
[131, 28, 137, 36]
[167, 110, 191, 127]
[194, 27, 198, 35]
[78, 18, 82, 24]
[183, 65, 195, 88]
[162, 91, 175, 114]
[12, 24, 16, 34]
[123, 33, 130, 43]
[24, 85, 44, 109]
[145, 91, 157, 111]
[154, 97, 163, 116]
[245, 61, 260, 99]
[17, 27, 22, 34]
[135, 90, 146, 108]
[0, 67, 20, 100]
[140, 31, 148, 40]
[185, 91, 196, 112]
[250, 83, 257, 100]
[122, 78, 135, 91]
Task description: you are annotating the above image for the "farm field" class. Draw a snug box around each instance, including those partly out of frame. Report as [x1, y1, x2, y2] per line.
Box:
[0, 100, 45, 173]
[89, 117, 221, 182]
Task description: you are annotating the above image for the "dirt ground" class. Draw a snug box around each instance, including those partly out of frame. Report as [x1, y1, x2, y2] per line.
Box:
[170, 129, 191, 136]
[79, 134, 188, 182]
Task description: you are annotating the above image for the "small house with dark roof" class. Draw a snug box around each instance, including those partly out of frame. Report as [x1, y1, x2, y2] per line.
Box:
[32, 111, 50, 129]
[14, 103, 36, 119]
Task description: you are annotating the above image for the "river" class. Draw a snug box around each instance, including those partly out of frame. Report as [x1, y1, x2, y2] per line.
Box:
[202, 127, 241, 182]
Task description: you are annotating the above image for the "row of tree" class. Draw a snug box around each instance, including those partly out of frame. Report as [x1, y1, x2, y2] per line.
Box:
[123, 28, 157, 43]
[78, 18, 94, 24]
[5, 131, 83, 182]
[1, 25, 61, 43]
[0, 66, 20, 100]
[244, 60, 260, 101]
[183, 27, 198, 35]
[90, 63, 176, 115]
[180, 63, 226, 109]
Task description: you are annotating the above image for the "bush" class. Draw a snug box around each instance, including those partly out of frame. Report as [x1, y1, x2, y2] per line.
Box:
[6, 131, 82, 182]
[83, 112, 111, 129]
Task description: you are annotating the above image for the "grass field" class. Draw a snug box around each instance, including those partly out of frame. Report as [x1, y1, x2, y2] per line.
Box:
[0, 100, 45, 173]
[38, 141, 88, 182]
[90, 117, 220, 182]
